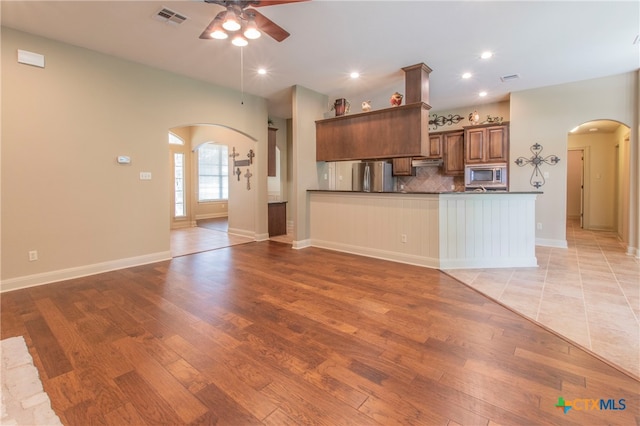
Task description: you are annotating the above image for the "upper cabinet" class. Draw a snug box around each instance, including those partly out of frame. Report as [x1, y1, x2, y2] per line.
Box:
[441, 130, 464, 176]
[316, 63, 433, 162]
[316, 103, 431, 161]
[268, 127, 277, 177]
[464, 122, 509, 164]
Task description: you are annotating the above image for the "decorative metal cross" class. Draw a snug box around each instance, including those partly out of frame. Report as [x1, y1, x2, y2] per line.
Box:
[235, 167, 242, 181]
[229, 147, 239, 163]
[514, 143, 561, 189]
[247, 149, 255, 165]
[244, 169, 253, 190]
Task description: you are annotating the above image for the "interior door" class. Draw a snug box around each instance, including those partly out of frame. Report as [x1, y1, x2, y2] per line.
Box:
[567, 149, 584, 227]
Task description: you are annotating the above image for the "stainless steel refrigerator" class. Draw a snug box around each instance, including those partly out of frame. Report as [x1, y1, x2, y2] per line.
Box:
[352, 161, 394, 192]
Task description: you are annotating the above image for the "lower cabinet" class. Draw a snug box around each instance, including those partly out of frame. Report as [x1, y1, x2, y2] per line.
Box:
[442, 131, 464, 176]
[268, 202, 287, 237]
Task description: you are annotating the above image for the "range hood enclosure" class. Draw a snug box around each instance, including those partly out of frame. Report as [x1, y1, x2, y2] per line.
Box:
[411, 158, 443, 167]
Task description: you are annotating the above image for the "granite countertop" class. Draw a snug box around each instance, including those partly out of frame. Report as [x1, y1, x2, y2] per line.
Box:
[307, 190, 543, 195]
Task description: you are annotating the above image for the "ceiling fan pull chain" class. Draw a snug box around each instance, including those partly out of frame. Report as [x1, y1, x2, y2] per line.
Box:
[240, 46, 244, 105]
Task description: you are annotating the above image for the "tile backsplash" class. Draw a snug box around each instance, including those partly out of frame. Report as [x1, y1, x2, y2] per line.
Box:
[397, 166, 464, 192]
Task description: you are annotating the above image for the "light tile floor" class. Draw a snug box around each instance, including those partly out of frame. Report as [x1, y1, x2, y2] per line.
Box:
[173, 220, 639, 379]
[446, 219, 639, 379]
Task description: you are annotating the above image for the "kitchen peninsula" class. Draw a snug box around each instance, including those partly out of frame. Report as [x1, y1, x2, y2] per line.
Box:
[308, 190, 539, 269]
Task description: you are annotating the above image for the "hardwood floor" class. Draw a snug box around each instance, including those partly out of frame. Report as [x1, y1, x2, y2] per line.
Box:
[2, 242, 638, 425]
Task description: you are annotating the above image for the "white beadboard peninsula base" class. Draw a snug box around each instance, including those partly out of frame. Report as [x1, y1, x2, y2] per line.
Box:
[309, 191, 538, 270]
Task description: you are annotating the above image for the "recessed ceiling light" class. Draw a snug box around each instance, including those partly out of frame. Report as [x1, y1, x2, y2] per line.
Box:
[350, 71, 360, 79]
[462, 72, 472, 79]
[479, 91, 487, 97]
[480, 51, 493, 59]
[257, 68, 267, 75]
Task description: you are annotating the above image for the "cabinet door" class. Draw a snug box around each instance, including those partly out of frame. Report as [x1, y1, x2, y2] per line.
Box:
[464, 127, 485, 163]
[427, 134, 443, 158]
[486, 126, 508, 162]
[392, 157, 414, 176]
[442, 131, 464, 176]
[268, 128, 277, 177]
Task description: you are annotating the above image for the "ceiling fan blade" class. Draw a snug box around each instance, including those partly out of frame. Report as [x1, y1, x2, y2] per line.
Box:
[199, 11, 226, 39]
[252, 0, 309, 6]
[251, 9, 290, 42]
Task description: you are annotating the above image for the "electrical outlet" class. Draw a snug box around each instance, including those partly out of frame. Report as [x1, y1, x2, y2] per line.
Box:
[537, 222, 543, 230]
[401, 234, 407, 243]
[28, 250, 38, 261]
[139, 172, 152, 180]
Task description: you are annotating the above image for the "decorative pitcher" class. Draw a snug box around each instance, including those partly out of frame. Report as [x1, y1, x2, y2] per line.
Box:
[390, 92, 403, 107]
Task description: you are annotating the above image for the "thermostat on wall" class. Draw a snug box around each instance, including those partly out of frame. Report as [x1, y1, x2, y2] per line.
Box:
[117, 156, 131, 164]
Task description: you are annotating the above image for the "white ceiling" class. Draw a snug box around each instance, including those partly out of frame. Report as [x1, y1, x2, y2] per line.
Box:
[2, 1, 639, 119]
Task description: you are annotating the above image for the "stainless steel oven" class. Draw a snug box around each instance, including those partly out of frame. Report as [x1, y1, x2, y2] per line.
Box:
[465, 163, 508, 190]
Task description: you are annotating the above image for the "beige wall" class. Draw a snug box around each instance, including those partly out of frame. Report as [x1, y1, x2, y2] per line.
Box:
[291, 85, 327, 246]
[1, 28, 268, 288]
[510, 72, 638, 249]
[429, 100, 511, 132]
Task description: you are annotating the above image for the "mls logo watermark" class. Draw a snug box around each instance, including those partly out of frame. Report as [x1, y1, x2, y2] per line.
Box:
[555, 396, 627, 414]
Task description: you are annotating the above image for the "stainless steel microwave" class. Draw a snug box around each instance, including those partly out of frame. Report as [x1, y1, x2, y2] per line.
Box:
[465, 163, 508, 190]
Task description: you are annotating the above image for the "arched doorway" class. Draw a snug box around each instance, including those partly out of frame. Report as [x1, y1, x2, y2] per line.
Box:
[567, 119, 631, 243]
[169, 124, 258, 256]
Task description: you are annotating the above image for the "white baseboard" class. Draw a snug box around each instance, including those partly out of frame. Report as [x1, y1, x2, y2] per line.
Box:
[535, 238, 568, 248]
[0, 251, 171, 293]
[195, 213, 228, 220]
[227, 227, 255, 239]
[627, 246, 640, 258]
[309, 239, 440, 268]
[255, 232, 270, 242]
[292, 239, 312, 249]
[440, 256, 538, 269]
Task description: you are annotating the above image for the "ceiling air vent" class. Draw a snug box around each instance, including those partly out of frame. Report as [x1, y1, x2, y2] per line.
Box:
[500, 73, 520, 82]
[153, 7, 188, 25]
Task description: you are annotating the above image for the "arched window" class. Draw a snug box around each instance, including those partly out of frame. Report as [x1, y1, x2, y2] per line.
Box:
[169, 132, 184, 145]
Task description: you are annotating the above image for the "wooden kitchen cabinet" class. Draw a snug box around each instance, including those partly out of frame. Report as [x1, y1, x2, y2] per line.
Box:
[316, 102, 431, 161]
[442, 130, 464, 176]
[392, 157, 414, 176]
[268, 127, 277, 177]
[464, 123, 509, 164]
[268, 202, 287, 236]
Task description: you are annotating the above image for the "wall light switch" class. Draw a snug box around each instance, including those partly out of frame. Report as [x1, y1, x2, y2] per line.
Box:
[140, 172, 152, 180]
[543, 172, 549, 179]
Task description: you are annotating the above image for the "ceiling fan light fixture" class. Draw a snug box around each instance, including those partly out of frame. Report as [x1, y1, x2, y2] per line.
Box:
[209, 18, 228, 39]
[244, 16, 261, 40]
[231, 34, 248, 47]
[222, 7, 241, 31]
[210, 29, 228, 39]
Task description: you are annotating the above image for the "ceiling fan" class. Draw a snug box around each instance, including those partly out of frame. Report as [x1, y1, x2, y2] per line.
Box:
[199, 0, 307, 45]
